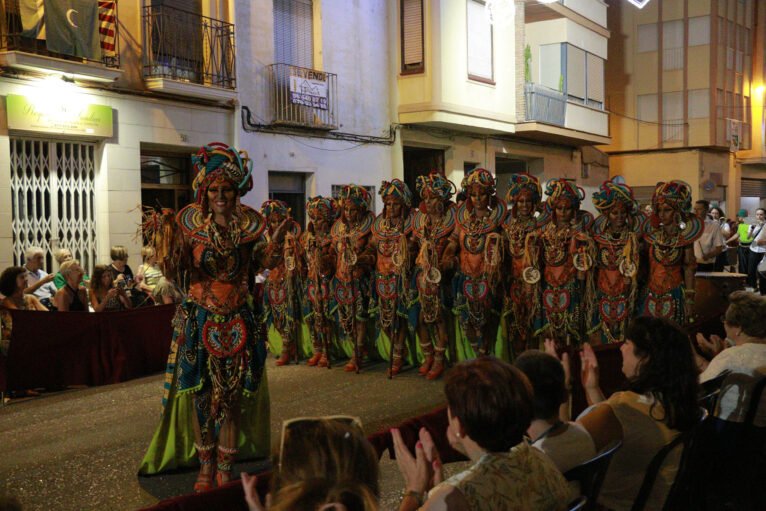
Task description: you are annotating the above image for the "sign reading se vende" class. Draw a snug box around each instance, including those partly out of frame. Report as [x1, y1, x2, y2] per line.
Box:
[6, 94, 113, 138]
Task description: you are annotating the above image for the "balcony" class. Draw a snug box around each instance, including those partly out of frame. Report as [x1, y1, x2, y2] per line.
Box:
[266, 63, 338, 130]
[525, 83, 566, 126]
[0, 0, 122, 82]
[142, 4, 236, 102]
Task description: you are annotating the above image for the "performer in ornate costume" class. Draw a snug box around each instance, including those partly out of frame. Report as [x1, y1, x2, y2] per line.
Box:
[526, 178, 594, 347]
[369, 180, 415, 377]
[331, 184, 376, 373]
[501, 174, 543, 356]
[139, 143, 270, 492]
[301, 196, 338, 368]
[446, 168, 507, 356]
[588, 177, 642, 344]
[640, 180, 702, 324]
[412, 172, 456, 380]
[261, 199, 303, 366]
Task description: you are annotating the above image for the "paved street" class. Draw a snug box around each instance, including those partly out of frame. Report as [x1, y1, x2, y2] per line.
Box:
[0, 358, 446, 511]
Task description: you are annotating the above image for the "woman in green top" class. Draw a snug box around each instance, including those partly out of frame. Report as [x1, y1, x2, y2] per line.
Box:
[736, 209, 755, 274]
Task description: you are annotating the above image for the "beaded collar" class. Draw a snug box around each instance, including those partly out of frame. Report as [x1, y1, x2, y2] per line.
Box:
[372, 212, 413, 240]
[456, 199, 508, 235]
[642, 215, 703, 247]
[413, 204, 456, 241]
[331, 211, 375, 239]
[591, 213, 644, 242]
[177, 203, 266, 245]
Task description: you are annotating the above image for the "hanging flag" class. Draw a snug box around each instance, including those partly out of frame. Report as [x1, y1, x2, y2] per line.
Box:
[44, 0, 102, 60]
[98, 1, 117, 57]
[19, 0, 45, 40]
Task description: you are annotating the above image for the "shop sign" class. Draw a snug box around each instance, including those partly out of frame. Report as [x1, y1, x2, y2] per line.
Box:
[6, 94, 113, 138]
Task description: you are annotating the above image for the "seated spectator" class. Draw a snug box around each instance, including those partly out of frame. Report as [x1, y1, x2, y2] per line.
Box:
[515, 346, 596, 473]
[695, 291, 766, 425]
[0, 267, 48, 311]
[52, 248, 89, 289]
[394, 357, 570, 511]
[22, 246, 57, 309]
[89, 265, 132, 312]
[108, 245, 134, 284]
[53, 261, 88, 312]
[243, 418, 379, 511]
[152, 276, 185, 305]
[576, 317, 701, 511]
[136, 246, 164, 296]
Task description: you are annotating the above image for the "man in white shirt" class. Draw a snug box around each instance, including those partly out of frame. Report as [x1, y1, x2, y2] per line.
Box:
[748, 208, 766, 294]
[23, 246, 58, 309]
[693, 200, 726, 272]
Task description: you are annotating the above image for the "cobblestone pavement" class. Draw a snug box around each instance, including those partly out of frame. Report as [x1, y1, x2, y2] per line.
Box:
[0, 358, 446, 511]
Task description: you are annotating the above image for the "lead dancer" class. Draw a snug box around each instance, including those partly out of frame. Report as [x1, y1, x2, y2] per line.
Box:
[370, 180, 416, 377]
[331, 184, 375, 373]
[446, 168, 507, 356]
[301, 196, 338, 368]
[412, 172, 457, 379]
[139, 143, 270, 492]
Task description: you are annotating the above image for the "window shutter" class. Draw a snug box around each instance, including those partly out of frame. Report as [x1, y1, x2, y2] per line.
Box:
[467, 0, 493, 80]
[689, 16, 711, 46]
[637, 23, 658, 52]
[402, 0, 423, 71]
[688, 89, 710, 118]
[586, 53, 604, 104]
[566, 44, 586, 99]
[637, 94, 658, 122]
[274, 0, 313, 68]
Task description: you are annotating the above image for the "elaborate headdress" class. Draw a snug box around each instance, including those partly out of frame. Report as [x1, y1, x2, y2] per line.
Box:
[461, 168, 496, 193]
[592, 176, 638, 215]
[651, 180, 693, 213]
[260, 199, 290, 219]
[416, 171, 455, 200]
[544, 178, 585, 210]
[306, 196, 338, 220]
[339, 184, 371, 210]
[506, 173, 542, 204]
[191, 142, 253, 203]
[379, 179, 413, 207]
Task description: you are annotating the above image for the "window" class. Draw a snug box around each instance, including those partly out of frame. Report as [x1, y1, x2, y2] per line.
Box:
[141, 152, 194, 214]
[401, 0, 424, 73]
[467, 0, 493, 82]
[637, 93, 658, 122]
[586, 53, 604, 108]
[566, 45, 586, 100]
[539, 44, 562, 91]
[662, 91, 684, 141]
[662, 20, 683, 70]
[274, 0, 313, 68]
[689, 16, 711, 46]
[638, 23, 658, 52]
[688, 89, 710, 118]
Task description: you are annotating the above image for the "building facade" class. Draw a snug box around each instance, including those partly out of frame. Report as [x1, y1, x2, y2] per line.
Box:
[602, 0, 766, 215]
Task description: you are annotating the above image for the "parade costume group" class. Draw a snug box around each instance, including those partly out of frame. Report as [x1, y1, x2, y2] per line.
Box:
[139, 143, 704, 490]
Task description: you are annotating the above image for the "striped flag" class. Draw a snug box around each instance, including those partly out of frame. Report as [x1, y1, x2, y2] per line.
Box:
[98, 1, 116, 56]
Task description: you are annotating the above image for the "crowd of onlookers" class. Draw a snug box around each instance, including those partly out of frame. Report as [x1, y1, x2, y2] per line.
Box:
[693, 204, 766, 294]
[0, 244, 184, 317]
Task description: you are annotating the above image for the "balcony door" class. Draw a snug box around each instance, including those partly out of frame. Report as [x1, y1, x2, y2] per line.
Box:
[403, 147, 445, 209]
[274, 0, 313, 69]
[148, 0, 204, 83]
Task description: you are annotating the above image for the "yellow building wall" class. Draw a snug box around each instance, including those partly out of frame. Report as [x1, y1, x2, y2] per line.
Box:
[608, 150, 701, 191]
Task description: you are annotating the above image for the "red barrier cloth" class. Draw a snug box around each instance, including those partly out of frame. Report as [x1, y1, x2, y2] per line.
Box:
[138, 472, 271, 511]
[0, 305, 174, 392]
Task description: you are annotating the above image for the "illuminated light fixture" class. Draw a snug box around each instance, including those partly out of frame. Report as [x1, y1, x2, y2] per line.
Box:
[755, 84, 765, 97]
[626, 0, 652, 7]
[24, 74, 90, 123]
[485, 0, 515, 26]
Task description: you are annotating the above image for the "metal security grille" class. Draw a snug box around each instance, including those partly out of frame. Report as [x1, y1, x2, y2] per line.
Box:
[10, 139, 97, 273]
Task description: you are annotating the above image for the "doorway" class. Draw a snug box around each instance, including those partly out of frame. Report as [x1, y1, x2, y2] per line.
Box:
[268, 171, 307, 228]
[403, 146, 445, 208]
[495, 157, 528, 203]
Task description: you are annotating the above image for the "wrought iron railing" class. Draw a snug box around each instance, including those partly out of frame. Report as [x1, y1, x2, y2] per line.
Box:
[525, 82, 567, 126]
[267, 63, 338, 130]
[0, 0, 120, 68]
[142, 4, 235, 89]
